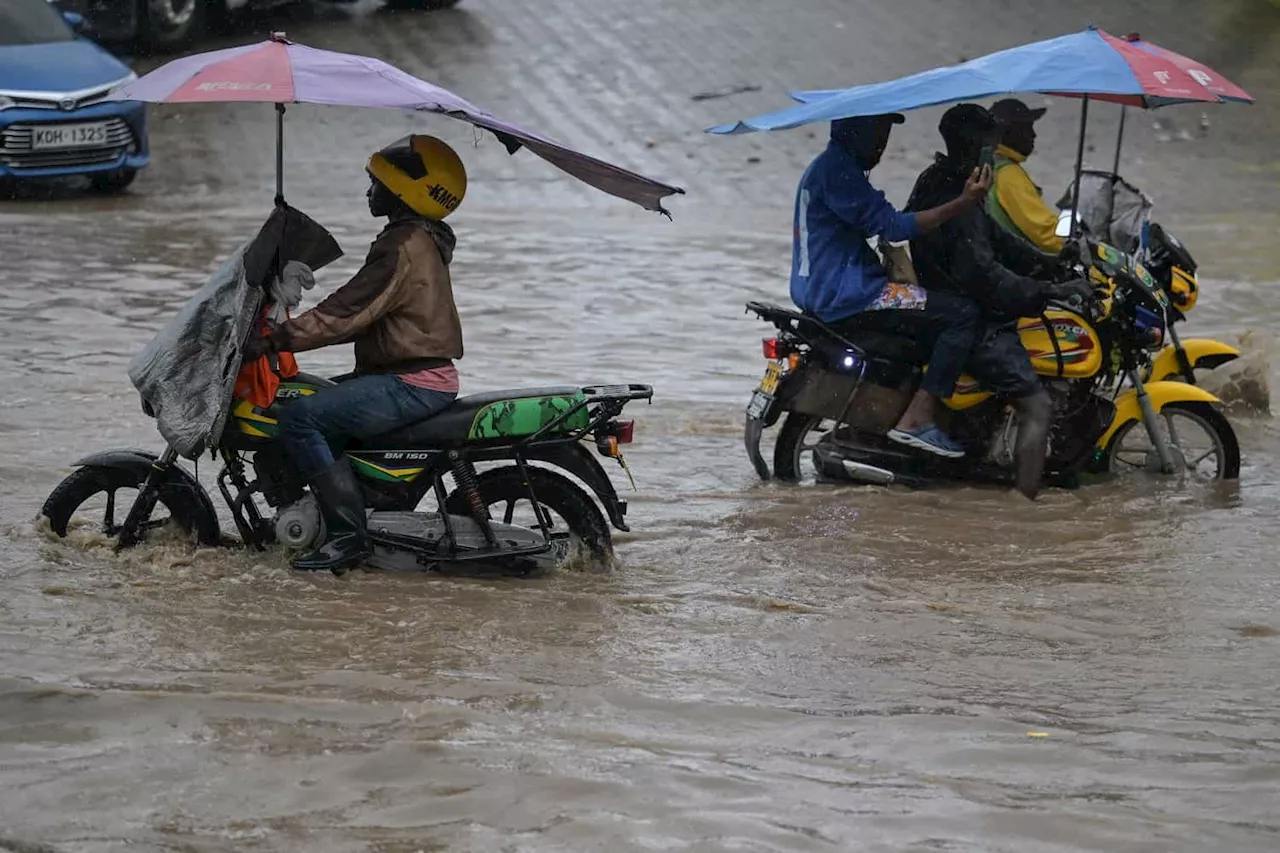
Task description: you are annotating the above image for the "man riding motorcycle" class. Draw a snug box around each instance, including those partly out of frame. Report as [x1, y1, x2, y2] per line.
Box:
[986, 98, 1064, 254]
[243, 135, 468, 572]
[905, 104, 1092, 499]
[790, 113, 993, 458]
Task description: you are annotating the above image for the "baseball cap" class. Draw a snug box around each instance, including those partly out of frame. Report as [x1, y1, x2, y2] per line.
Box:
[990, 98, 1047, 125]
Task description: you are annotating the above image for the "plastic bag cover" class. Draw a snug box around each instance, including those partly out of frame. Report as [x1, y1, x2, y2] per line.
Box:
[127, 205, 341, 458]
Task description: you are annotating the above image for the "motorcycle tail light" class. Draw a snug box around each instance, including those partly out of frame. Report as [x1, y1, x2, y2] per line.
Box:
[762, 337, 785, 359]
[596, 419, 635, 457]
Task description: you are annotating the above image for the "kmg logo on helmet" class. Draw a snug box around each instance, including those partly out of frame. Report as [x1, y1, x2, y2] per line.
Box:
[428, 184, 461, 211]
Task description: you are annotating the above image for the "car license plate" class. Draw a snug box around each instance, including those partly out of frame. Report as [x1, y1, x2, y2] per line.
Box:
[746, 389, 773, 420]
[757, 360, 783, 395]
[31, 122, 111, 151]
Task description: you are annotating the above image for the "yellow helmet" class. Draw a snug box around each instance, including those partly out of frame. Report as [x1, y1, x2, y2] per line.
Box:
[367, 135, 466, 220]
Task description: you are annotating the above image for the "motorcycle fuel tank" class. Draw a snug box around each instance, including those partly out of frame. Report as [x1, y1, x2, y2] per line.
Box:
[1017, 310, 1103, 379]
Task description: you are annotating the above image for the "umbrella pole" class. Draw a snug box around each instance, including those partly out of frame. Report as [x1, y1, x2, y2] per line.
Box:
[275, 102, 285, 207]
[1112, 105, 1127, 176]
[1068, 94, 1089, 237]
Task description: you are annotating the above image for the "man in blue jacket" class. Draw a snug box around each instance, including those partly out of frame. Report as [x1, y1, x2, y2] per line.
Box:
[791, 113, 992, 457]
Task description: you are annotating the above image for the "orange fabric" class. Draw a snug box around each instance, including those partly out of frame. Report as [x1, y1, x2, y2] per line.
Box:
[234, 311, 300, 409]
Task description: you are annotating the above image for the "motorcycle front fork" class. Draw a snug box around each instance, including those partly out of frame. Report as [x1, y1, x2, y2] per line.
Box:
[115, 446, 180, 549]
[1166, 325, 1197, 385]
[1127, 369, 1179, 474]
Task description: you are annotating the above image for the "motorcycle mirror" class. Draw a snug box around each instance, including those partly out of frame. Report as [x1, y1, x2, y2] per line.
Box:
[1055, 210, 1074, 238]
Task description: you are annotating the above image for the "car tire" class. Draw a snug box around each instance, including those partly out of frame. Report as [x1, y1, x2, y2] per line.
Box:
[89, 169, 138, 194]
[384, 0, 461, 10]
[139, 0, 211, 51]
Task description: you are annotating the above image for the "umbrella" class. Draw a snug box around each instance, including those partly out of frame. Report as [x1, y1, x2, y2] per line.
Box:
[706, 26, 1249, 136]
[107, 33, 683, 215]
[704, 26, 1252, 234]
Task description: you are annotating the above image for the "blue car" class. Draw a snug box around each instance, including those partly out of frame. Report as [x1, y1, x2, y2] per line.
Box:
[0, 0, 148, 192]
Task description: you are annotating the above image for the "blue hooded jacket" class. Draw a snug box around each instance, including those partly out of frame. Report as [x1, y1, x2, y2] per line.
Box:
[790, 119, 920, 322]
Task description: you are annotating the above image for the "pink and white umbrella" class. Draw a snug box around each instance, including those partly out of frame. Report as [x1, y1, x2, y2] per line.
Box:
[107, 33, 684, 214]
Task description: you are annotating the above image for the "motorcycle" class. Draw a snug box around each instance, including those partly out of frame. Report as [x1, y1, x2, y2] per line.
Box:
[41, 206, 652, 574]
[1061, 170, 1240, 386]
[43, 376, 652, 573]
[744, 231, 1240, 489]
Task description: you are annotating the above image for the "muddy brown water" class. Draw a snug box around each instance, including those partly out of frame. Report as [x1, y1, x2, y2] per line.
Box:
[2, 1, 1280, 850]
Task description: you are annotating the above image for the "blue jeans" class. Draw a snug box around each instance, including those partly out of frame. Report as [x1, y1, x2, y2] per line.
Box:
[278, 374, 457, 476]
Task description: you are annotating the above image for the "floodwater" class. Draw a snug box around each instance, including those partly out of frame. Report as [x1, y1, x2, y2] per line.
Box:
[2, 0, 1280, 850]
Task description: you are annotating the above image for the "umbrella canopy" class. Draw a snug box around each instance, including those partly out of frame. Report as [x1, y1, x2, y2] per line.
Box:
[1127, 35, 1254, 104]
[107, 35, 683, 214]
[707, 26, 1251, 135]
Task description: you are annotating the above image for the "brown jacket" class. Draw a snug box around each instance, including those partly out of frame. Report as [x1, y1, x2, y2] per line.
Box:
[274, 217, 463, 374]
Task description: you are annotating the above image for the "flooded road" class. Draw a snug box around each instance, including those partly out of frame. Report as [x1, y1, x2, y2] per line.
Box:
[2, 0, 1280, 850]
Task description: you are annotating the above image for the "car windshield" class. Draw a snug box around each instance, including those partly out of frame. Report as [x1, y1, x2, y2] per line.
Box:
[0, 0, 74, 46]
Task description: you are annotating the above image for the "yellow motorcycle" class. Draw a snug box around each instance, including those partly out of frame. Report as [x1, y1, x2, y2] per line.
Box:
[744, 232, 1240, 488]
[1064, 170, 1239, 386]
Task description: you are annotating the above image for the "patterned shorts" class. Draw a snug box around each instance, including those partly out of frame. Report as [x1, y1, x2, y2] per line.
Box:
[867, 281, 928, 312]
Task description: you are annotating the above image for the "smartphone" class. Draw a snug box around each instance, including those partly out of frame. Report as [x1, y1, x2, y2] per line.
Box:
[978, 145, 995, 171]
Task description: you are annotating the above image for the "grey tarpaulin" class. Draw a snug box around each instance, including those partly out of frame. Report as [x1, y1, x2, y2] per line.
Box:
[127, 205, 342, 459]
[1062, 170, 1154, 251]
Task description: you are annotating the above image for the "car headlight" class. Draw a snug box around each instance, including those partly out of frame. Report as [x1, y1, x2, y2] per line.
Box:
[0, 96, 14, 111]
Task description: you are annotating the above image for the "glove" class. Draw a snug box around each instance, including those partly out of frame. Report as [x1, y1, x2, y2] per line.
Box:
[1045, 278, 1094, 303]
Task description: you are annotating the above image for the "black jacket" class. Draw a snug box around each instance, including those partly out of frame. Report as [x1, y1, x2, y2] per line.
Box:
[906, 154, 1059, 322]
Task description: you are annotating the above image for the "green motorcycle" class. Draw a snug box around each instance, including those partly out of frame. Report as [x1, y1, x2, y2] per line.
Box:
[43, 378, 650, 573]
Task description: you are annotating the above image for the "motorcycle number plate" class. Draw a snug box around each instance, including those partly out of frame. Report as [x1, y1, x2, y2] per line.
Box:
[746, 389, 773, 420]
[757, 360, 783, 395]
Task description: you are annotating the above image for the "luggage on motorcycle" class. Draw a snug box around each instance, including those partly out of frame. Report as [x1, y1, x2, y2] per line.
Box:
[1058, 170, 1153, 251]
[363, 387, 590, 448]
[127, 205, 342, 459]
[876, 237, 919, 286]
[783, 362, 911, 434]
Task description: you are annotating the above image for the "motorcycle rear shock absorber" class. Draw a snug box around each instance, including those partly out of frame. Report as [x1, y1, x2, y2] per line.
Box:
[448, 451, 500, 548]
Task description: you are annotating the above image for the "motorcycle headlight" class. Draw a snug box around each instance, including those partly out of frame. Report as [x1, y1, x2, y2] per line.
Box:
[1133, 305, 1166, 350]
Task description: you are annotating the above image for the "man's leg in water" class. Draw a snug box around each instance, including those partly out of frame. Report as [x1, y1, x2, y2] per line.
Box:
[279, 374, 457, 477]
[837, 286, 981, 454]
[968, 326, 1050, 498]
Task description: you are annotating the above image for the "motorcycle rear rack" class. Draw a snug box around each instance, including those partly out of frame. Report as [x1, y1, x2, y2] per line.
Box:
[744, 300, 867, 356]
[515, 383, 653, 449]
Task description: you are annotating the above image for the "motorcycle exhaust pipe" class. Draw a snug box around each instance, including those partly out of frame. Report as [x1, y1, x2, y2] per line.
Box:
[840, 459, 896, 485]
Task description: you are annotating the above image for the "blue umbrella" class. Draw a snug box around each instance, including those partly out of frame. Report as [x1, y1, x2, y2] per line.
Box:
[705, 26, 1251, 235]
[705, 27, 1225, 136]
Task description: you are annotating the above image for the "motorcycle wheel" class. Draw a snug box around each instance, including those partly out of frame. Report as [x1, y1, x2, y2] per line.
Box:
[444, 466, 613, 569]
[41, 465, 220, 546]
[773, 413, 831, 483]
[1105, 401, 1241, 481]
[140, 0, 209, 51]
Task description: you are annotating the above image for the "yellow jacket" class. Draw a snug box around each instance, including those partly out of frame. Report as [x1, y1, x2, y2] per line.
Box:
[988, 144, 1064, 254]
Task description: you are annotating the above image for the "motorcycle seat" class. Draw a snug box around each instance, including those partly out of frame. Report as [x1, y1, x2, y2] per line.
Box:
[746, 300, 928, 365]
[838, 328, 930, 365]
[358, 386, 584, 449]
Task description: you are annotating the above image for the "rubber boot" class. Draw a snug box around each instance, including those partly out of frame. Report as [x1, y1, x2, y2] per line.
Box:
[1014, 390, 1053, 500]
[292, 458, 372, 573]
